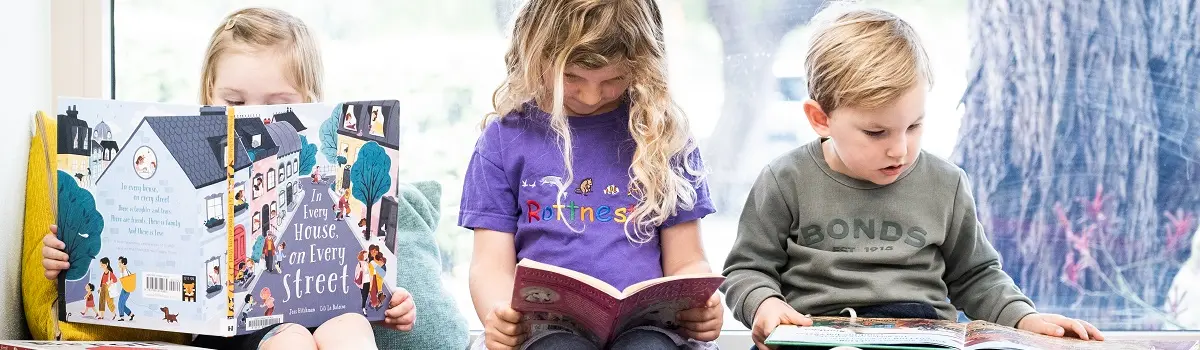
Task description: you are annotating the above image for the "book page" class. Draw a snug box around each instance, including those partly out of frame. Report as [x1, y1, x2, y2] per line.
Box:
[964, 321, 1200, 350]
[766, 317, 967, 349]
[511, 261, 624, 345]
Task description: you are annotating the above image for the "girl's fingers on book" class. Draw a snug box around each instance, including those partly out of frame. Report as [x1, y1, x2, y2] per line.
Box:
[49, 225, 57, 235]
[42, 244, 69, 262]
[389, 287, 410, 307]
[43, 268, 59, 280]
[494, 305, 523, 323]
[676, 307, 717, 322]
[384, 297, 414, 319]
[43, 232, 65, 250]
[685, 328, 720, 342]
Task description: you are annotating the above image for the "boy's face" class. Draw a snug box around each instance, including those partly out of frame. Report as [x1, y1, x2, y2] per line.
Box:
[548, 63, 630, 117]
[211, 44, 305, 106]
[806, 83, 926, 185]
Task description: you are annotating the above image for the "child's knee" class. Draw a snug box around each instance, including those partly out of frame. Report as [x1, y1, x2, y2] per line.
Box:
[313, 313, 376, 348]
[259, 323, 317, 350]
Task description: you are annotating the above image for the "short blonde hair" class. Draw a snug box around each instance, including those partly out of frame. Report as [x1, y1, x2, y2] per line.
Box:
[200, 7, 323, 104]
[805, 5, 931, 112]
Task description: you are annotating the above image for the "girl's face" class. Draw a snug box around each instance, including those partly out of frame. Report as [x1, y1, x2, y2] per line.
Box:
[210, 44, 305, 106]
[548, 63, 630, 116]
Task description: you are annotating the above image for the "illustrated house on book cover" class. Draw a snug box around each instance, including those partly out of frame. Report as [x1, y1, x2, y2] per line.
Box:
[334, 101, 400, 246]
[57, 99, 402, 337]
[58, 106, 92, 188]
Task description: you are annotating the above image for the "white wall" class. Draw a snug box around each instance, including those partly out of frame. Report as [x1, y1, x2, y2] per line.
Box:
[0, 0, 50, 340]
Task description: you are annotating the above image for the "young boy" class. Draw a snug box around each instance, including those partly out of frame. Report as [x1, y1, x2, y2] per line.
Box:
[719, 6, 1104, 350]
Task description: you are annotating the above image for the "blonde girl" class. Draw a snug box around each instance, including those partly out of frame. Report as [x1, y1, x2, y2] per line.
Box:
[41, 7, 414, 350]
[461, 1, 724, 349]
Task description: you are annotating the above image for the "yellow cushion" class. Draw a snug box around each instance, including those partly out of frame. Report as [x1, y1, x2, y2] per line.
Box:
[22, 112, 191, 344]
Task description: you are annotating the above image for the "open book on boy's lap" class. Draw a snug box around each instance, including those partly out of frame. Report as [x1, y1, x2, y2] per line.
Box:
[510, 259, 725, 348]
[767, 317, 1200, 350]
[44, 97, 404, 336]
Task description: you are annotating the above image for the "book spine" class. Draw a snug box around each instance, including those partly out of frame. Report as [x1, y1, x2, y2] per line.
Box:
[36, 112, 64, 341]
[223, 106, 237, 335]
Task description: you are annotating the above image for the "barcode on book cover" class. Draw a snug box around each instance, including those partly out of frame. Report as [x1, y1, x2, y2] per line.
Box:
[142, 272, 181, 300]
[246, 315, 284, 331]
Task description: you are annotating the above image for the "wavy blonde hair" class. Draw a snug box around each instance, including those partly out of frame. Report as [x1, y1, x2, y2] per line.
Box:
[487, 0, 701, 243]
[200, 7, 324, 104]
[805, 4, 932, 112]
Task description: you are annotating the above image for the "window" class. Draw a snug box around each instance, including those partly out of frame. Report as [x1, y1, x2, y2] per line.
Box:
[253, 174, 263, 199]
[251, 134, 261, 148]
[267, 168, 276, 190]
[115, 1, 1200, 333]
[206, 196, 222, 220]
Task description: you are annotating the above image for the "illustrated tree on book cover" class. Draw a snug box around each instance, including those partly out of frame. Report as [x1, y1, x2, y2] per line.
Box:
[319, 104, 343, 165]
[299, 135, 317, 176]
[351, 142, 392, 241]
[57, 170, 103, 281]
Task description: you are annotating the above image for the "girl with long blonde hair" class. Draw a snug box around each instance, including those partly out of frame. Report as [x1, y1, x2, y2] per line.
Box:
[461, 0, 723, 349]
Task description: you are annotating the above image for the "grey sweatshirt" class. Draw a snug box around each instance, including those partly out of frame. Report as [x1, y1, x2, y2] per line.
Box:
[720, 139, 1036, 328]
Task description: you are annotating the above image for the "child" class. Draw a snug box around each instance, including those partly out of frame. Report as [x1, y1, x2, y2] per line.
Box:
[39, 7, 415, 349]
[259, 287, 276, 317]
[461, 1, 722, 349]
[718, 6, 1105, 350]
[82, 283, 96, 317]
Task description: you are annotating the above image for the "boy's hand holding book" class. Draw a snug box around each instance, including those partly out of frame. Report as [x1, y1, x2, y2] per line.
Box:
[752, 297, 812, 350]
[676, 292, 724, 341]
[484, 302, 526, 350]
[1017, 313, 1104, 341]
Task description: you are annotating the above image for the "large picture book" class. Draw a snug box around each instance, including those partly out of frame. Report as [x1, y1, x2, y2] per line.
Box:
[766, 317, 1200, 350]
[509, 259, 725, 348]
[46, 97, 404, 336]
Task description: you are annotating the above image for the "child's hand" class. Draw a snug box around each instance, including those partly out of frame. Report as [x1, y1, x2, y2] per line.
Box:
[484, 303, 526, 350]
[752, 297, 811, 350]
[381, 287, 415, 331]
[42, 226, 70, 280]
[1017, 313, 1104, 341]
[677, 293, 724, 341]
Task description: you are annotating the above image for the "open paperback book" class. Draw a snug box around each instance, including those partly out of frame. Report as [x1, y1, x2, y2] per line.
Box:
[510, 259, 725, 347]
[0, 341, 208, 350]
[766, 317, 1200, 350]
[44, 97, 404, 336]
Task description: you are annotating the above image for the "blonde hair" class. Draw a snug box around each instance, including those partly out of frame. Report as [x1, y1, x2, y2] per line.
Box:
[200, 7, 323, 104]
[805, 4, 932, 112]
[489, 0, 701, 243]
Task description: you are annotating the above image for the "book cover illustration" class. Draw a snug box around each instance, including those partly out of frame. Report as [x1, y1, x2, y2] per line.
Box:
[55, 98, 403, 336]
[510, 259, 724, 347]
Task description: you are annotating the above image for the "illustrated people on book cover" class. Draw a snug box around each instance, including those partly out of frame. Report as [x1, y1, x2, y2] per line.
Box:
[367, 245, 386, 310]
[355, 250, 369, 314]
[369, 106, 384, 137]
[263, 232, 277, 274]
[116, 256, 135, 321]
[82, 283, 96, 317]
[275, 241, 286, 271]
[259, 287, 275, 316]
[240, 294, 255, 326]
[208, 266, 221, 289]
[97, 257, 117, 320]
[342, 106, 357, 131]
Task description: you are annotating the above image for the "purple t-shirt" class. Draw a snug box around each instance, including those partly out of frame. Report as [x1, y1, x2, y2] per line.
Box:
[458, 101, 715, 290]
